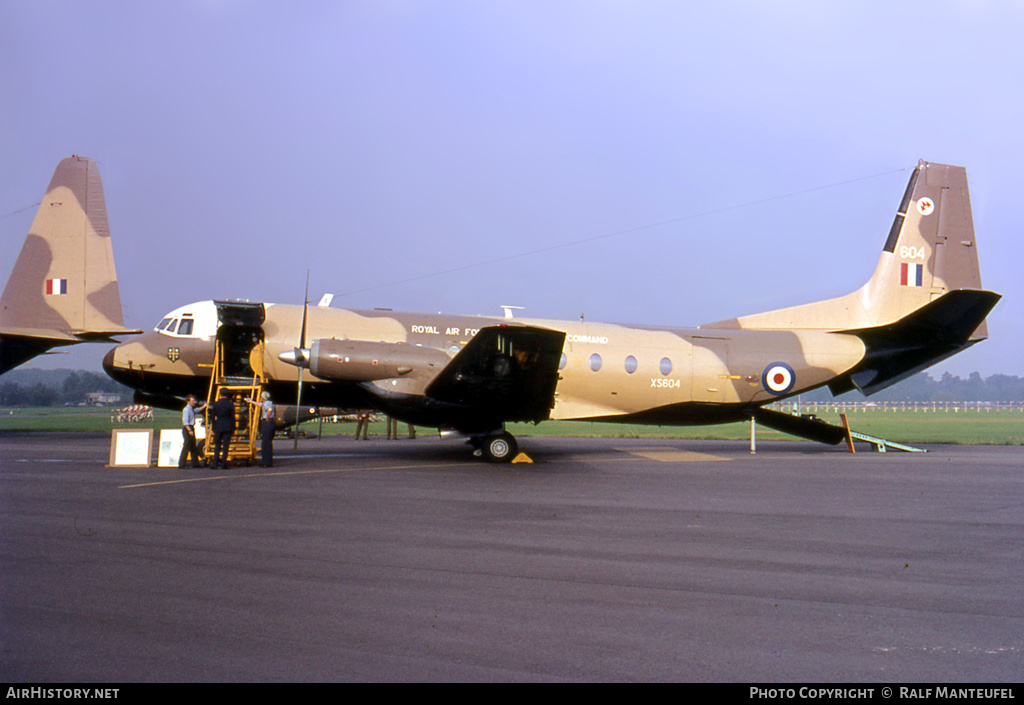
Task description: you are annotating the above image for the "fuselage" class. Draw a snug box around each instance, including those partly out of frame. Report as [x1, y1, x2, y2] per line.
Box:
[103, 300, 867, 428]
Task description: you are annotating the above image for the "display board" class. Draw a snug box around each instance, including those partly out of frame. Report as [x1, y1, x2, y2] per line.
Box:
[157, 429, 185, 467]
[108, 429, 153, 467]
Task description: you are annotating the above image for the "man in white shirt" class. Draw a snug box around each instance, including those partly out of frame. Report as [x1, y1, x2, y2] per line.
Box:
[178, 394, 206, 468]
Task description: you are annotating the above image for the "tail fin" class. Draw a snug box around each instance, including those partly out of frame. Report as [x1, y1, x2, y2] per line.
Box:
[0, 155, 133, 340]
[0, 156, 138, 373]
[862, 160, 987, 335]
[703, 160, 1000, 396]
[703, 160, 993, 334]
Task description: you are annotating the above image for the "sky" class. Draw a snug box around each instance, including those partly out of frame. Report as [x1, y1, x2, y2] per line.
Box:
[2, 0, 1022, 379]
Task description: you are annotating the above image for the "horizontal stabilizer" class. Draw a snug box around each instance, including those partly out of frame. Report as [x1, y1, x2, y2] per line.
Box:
[70, 329, 143, 342]
[838, 289, 1000, 395]
[843, 289, 1000, 345]
[426, 325, 565, 423]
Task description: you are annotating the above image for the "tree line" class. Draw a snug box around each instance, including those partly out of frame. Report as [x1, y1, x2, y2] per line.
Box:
[0, 369, 132, 407]
[796, 371, 1024, 403]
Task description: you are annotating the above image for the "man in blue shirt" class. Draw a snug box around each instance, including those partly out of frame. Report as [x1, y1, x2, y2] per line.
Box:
[178, 394, 205, 468]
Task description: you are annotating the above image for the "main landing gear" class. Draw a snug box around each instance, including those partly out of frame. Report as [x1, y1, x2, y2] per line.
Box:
[470, 431, 518, 463]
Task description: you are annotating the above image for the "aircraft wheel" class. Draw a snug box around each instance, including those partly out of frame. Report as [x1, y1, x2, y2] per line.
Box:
[482, 432, 517, 463]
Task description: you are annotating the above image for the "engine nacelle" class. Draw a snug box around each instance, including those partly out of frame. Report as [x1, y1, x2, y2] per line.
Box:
[307, 338, 450, 382]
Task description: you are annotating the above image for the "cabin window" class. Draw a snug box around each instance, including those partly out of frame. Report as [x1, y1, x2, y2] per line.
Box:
[178, 319, 194, 336]
[624, 355, 638, 374]
[157, 318, 172, 331]
[559, 353, 567, 370]
[165, 319, 178, 333]
[660, 357, 673, 376]
[589, 353, 602, 372]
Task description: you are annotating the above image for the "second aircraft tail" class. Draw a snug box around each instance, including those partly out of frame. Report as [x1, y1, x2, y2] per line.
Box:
[0, 155, 134, 340]
[0, 155, 139, 373]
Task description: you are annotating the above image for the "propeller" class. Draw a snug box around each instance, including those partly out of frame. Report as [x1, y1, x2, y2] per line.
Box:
[293, 270, 310, 449]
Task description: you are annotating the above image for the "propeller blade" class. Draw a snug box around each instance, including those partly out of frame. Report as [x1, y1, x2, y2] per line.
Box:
[294, 268, 311, 450]
[299, 269, 310, 349]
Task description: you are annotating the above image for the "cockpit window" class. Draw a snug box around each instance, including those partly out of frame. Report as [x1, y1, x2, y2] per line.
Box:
[152, 301, 217, 340]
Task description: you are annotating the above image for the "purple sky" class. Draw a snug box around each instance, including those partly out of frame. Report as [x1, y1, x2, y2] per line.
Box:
[2, 1, 1021, 378]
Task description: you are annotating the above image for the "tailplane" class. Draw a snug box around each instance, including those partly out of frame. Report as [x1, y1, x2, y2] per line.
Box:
[0, 156, 138, 373]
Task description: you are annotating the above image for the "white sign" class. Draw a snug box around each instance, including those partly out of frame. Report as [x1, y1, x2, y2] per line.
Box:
[158, 429, 185, 467]
[108, 429, 153, 467]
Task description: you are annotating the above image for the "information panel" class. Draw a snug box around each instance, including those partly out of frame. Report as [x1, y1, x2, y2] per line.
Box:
[108, 429, 153, 468]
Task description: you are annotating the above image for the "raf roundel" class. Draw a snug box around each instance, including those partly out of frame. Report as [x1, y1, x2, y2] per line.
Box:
[762, 362, 796, 396]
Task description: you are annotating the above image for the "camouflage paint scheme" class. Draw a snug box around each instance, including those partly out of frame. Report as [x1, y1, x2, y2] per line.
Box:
[104, 161, 999, 460]
[0, 156, 138, 374]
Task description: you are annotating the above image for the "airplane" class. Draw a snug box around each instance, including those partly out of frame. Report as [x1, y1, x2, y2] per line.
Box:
[0, 155, 139, 375]
[103, 160, 1000, 462]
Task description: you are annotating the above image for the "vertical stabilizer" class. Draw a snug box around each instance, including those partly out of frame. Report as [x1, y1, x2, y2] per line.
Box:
[0, 155, 130, 337]
[862, 160, 986, 337]
[703, 161, 990, 334]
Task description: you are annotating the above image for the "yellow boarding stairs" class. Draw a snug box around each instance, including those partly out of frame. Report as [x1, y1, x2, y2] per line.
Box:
[202, 301, 267, 466]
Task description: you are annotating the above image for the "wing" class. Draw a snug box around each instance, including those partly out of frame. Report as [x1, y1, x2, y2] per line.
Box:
[425, 325, 566, 423]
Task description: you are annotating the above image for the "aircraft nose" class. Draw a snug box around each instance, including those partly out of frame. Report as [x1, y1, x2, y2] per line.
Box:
[102, 343, 137, 387]
[102, 346, 116, 377]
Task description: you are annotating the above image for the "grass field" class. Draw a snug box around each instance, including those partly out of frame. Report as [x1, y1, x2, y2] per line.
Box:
[2, 406, 1022, 445]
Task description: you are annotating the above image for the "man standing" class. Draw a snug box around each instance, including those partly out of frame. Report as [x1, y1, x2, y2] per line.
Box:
[249, 391, 276, 467]
[355, 411, 370, 440]
[178, 394, 205, 468]
[387, 415, 415, 440]
[211, 389, 235, 469]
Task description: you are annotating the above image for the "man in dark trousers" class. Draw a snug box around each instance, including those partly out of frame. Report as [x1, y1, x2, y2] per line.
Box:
[248, 391, 276, 467]
[211, 388, 236, 469]
[178, 394, 205, 468]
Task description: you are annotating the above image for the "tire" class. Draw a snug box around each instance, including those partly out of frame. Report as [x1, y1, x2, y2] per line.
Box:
[482, 432, 517, 463]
